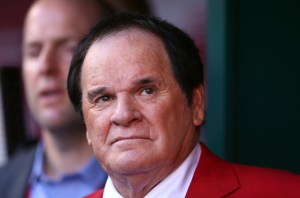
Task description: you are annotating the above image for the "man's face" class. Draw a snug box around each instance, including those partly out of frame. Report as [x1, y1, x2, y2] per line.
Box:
[22, 1, 99, 130]
[81, 29, 204, 176]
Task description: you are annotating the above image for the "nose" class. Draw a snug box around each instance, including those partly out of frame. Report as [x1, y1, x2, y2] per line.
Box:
[38, 46, 59, 75]
[110, 94, 142, 126]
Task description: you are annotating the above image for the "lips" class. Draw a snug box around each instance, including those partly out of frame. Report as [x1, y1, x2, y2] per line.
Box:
[112, 136, 149, 144]
[40, 89, 63, 96]
[38, 87, 65, 104]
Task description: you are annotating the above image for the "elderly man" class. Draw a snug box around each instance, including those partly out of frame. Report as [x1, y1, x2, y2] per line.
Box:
[67, 13, 300, 198]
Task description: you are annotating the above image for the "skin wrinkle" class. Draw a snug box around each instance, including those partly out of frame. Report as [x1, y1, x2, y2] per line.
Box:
[83, 29, 171, 110]
[80, 27, 204, 197]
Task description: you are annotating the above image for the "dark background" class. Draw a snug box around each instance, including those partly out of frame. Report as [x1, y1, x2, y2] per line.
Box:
[205, 0, 300, 173]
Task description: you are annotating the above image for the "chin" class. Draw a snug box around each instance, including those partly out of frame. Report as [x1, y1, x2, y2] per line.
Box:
[107, 152, 153, 175]
[40, 117, 67, 130]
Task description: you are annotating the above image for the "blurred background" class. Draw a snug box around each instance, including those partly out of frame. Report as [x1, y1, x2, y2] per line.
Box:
[0, 0, 299, 174]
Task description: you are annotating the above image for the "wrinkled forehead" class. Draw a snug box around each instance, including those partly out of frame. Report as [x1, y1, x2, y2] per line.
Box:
[81, 28, 174, 86]
[86, 27, 171, 70]
[90, 27, 170, 64]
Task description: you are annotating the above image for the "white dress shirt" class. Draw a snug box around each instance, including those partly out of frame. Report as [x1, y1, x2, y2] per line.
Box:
[103, 144, 201, 198]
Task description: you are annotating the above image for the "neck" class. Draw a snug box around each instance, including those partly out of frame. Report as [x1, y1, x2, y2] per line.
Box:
[42, 125, 94, 179]
[111, 152, 192, 197]
[111, 169, 170, 198]
[111, 137, 199, 198]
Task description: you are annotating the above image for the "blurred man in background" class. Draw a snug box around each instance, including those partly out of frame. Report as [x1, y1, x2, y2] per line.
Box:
[0, 0, 150, 198]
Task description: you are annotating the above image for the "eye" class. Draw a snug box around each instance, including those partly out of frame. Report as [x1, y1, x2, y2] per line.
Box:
[93, 95, 114, 109]
[24, 46, 41, 59]
[141, 87, 156, 96]
[97, 95, 112, 103]
[63, 42, 78, 54]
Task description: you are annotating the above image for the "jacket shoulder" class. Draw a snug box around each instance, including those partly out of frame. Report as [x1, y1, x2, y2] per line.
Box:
[0, 145, 37, 197]
[192, 143, 300, 197]
[232, 163, 300, 186]
[230, 163, 300, 197]
[0, 144, 36, 172]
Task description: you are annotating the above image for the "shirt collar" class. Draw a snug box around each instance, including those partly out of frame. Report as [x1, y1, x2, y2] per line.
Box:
[80, 155, 107, 188]
[28, 141, 44, 184]
[28, 141, 107, 188]
[103, 143, 201, 198]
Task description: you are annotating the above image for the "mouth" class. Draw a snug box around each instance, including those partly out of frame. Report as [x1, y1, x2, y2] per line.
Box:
[39, 88, 65, 103]
[41, 90, 61, 96]
[112, 137, 149, 144]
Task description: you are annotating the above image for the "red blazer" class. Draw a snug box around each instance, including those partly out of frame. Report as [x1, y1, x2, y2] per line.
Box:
[85, 143, 300, 198]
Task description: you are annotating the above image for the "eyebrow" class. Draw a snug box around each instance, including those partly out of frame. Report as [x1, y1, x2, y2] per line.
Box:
[86, 77, 158, 102]
[87, 87, 107, 102]
[133, 77, 156, 85]
[22, 41, 40, 52]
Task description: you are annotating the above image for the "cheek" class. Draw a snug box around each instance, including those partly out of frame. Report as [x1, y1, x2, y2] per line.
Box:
[85, 116, 106, 157]
[88, 119, 113, 167]
[154, 98, 193, 140]
[143, 103, 174, 144]
[59, 47, 74, 64]
[55, 52, 73, 79]
[83, 107, 111, 148]
[22, 66, 38, 96]
[61, 63, 72, 80]
[23, 63, 36, 82]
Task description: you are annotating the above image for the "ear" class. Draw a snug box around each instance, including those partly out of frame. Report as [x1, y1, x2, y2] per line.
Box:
[192, 85, 205, 126]
[86, 131, 92, 145]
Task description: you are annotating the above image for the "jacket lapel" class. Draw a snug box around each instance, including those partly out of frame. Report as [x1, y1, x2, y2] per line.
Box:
[8, 146, 36, 198]
[186, 143, 240, 197]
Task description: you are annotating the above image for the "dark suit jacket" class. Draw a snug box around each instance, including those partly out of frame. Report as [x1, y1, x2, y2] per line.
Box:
[0, 145, 36, 198]
[85, 143, 300, 198]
